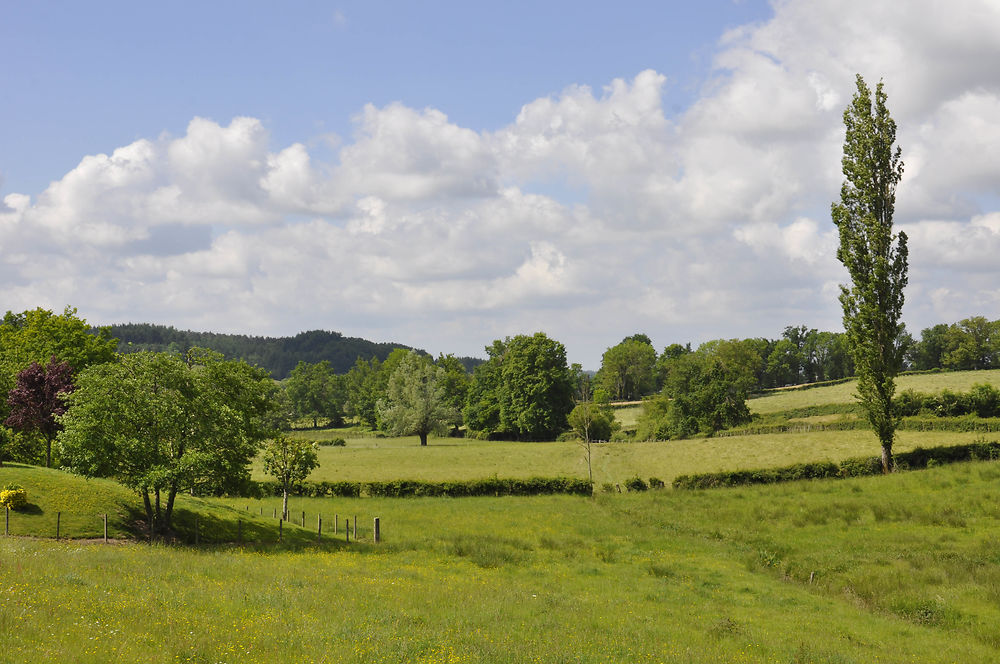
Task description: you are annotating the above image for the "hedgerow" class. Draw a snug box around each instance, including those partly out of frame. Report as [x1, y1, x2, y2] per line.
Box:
[249, 476, 593, 499]
[672, 441, 1000, 489]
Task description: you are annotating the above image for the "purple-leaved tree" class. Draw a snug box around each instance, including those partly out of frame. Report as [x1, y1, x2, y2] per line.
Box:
[5, 355, 75, 467]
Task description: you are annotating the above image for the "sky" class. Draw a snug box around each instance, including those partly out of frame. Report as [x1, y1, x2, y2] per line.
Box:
[1, 0, 999, 369]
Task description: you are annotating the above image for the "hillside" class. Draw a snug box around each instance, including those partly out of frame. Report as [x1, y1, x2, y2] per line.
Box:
[107, 323, 483, 379]
[4, 461, 1000, 662]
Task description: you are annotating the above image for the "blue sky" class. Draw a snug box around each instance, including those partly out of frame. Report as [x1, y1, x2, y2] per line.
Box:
[1, 1, 769, 194]
[1, 1, 999, 368]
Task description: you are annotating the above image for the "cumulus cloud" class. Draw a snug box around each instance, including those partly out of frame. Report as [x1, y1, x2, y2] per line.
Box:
[1, 0, 999, 365]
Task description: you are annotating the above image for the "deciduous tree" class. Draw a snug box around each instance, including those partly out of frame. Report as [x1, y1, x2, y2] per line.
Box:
[596, 336, 657, 401]
[262, 435, 319, 520]
[5, 356, 74, 467]
[464, 333, 575, 440]
[59, 350, 277, 536]
[832, 75, 908, 473]
[285, 360, 345, 428]
[378, 351, 455, 446]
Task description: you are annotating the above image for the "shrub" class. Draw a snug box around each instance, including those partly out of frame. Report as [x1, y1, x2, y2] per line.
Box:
[648, 477, 665, 489]
[318, 438, 347, 447]
[0, 483, 28, 510]
[624, 476, 648, 492]
[248, 476, 592, 499]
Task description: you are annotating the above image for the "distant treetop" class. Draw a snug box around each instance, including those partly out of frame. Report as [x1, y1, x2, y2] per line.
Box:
[107, 323, 482, 378]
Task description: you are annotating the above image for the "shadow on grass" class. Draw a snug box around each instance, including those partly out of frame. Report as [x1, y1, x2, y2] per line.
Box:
[121, 505, 363, 554]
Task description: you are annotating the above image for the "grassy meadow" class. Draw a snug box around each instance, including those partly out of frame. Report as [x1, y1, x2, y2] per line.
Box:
[4, 369, 1000, 662]
[747, 368, 1000, 415]
[273, 429, 990, 487]
[4, 461, 1000, 662]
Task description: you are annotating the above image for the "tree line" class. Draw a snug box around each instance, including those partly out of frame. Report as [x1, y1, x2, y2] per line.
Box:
[591, 317, 1000, 405]
[1, 302, 997, 535]
[108, 322, 482, 379]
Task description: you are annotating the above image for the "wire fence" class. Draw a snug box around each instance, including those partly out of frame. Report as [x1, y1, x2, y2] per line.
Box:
[2, 506, 381, 546]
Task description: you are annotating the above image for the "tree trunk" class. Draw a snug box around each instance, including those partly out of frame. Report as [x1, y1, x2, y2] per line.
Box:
[154, 488, 161, 534]
[142, 490, 153, 535]
[419, 432, 428, 446]
[282, 482, 289, 520]
[881, 442, 893, 474]
[45, 434, 52, 468]
[164, 486, 177, 533]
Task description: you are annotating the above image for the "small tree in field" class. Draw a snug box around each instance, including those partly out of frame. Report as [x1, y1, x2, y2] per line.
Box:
[262, 435, 319, 521]
[832, 75, 908, 474]
[5, 356, 74, 467]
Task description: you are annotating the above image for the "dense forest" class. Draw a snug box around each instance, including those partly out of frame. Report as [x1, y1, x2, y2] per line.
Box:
[107, 323, 481, 379]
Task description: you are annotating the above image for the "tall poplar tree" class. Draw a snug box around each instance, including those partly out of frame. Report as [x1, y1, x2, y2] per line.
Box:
[832, 75, 908, 473]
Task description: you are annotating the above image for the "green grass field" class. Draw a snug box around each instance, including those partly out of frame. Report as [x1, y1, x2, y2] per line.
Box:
[5, 370, 1000, 662]
[4, 461, 1000, 662]
[748, 369, 1000, 414]
[272, 429, 990, 487]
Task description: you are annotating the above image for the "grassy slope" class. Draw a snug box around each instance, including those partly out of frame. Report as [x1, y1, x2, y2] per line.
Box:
[272, 429, 991, 486]
[264, 370, 1000, 487]
[748, 368, 1000, 414]
[3, 461, 1000, 662]
[0, 464, 327, 545]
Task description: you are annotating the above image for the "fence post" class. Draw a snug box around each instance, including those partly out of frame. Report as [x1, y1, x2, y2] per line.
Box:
[374, 516, 380, 543]
[302, 510, 305, 527]
[345, 517, 350, 543]
[335, 514, 339, 533]
[56, 512, 61, 540]
[103, 514, 108, 543]
[317, 516, 322, 543]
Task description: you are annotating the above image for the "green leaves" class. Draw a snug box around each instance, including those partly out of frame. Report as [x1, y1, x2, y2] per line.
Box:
[378, 351, 455, 445]
[832, 75, 908, 471]
[464, 333, 575, 441]
[58, 349, 277, 533]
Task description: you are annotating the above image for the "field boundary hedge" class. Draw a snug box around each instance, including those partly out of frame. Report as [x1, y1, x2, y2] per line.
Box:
[251, 476, 593, 499]
[717, 416, 1000, 438]
[672, 440, 1000, 490]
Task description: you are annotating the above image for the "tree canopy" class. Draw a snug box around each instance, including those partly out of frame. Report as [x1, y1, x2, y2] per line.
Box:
[5, 356, 74, 467]
[832, 75, 908, 473]
[637, 350, 752, 440]
[285, 360, 345, 428]
[262, 435, 319, 520]
[0, 307, 116, 414]
[464, 333, 575, 440]
[59, 349, 277, 536]
[378, 351, 456, 446]
[596, 336, 657, 401]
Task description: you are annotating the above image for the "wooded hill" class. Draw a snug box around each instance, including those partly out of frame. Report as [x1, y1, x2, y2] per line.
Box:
[107, 323, 480, 379]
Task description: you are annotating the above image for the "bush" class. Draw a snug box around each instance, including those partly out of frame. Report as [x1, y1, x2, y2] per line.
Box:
[248, 476, 592, 499]
[648, 477, 665, 489]
[0, 483, 28, 510]
[624, 476, 648, 492]
[673, 441, 1000, 490]
[318, 438, 347, 447]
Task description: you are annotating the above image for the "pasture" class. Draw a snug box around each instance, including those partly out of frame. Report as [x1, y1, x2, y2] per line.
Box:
[747, 368, 1000, 414]
[276, 429, 990, 487]
[4, 461, 1000, 662]
[5, 369, 1000, 662]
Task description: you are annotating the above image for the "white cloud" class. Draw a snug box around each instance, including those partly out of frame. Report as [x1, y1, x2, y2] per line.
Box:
[2, 0, 999, 366]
